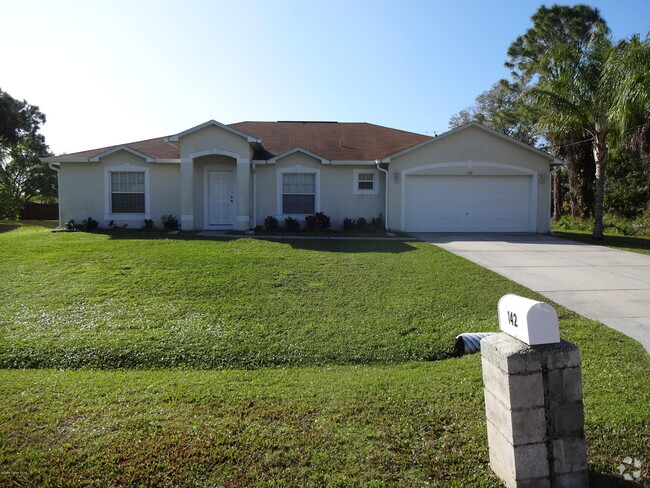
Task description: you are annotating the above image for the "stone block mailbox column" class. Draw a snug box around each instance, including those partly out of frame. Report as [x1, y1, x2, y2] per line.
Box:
[482, 295, 588, 488]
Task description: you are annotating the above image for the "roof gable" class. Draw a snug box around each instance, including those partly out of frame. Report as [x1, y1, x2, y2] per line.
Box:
[166, 120, 260, 143]
[383, 122, 558, 163]
[89, 145, 154, 162]
[267, 147, 330, 165]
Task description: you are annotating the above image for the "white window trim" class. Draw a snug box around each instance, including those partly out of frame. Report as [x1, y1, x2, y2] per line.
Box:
[276, 165, 320, 217]
[104, 163, 151, 221]
[353, 169, 379, 195]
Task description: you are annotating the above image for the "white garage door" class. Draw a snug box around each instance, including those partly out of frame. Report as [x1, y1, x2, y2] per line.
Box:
[404, 175, 532, 232]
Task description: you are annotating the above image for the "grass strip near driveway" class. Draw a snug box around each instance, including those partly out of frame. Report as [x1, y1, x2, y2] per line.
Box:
[2, 350, 649, 488]
[551, 230, 650, 256]
[2, 222, 532, 369]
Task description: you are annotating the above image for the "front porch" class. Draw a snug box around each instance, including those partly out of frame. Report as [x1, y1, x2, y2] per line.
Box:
[179, 151, 252, 231]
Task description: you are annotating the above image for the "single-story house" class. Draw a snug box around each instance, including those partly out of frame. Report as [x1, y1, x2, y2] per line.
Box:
[42, 120, 560, 232]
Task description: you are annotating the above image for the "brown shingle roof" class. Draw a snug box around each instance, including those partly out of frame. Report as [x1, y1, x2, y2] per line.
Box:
[60, 136, 180, 160]
[55, 122, 430, 161]
[231, 121, 430, 160]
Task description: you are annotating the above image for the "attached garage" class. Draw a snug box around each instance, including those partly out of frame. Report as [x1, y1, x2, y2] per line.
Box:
[404, 174, 534, 232]
[386, 123, 557, 234]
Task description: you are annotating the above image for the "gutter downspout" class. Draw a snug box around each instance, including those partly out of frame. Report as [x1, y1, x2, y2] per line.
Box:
[47, 163, 62, 227]
[251, 163, 257, 229]
[375, 159, 389, 230]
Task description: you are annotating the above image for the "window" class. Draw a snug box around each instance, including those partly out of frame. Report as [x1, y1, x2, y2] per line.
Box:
[358, 173, 375, 190]
[110, 171, 145, 213]
[354, 170, 379, 194]
[282, 173, 315, 214]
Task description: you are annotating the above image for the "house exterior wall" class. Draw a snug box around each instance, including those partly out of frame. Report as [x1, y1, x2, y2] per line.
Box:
[387, 126, 552, 232]
[254, 152, 384, 229]
[58, 151, 180, 228]
[53, 123, 554, 233]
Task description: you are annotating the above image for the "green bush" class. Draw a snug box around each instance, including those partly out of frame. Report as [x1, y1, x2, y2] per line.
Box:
[369, 214, 385, 231]
[343, 217, 356, 230]
[81, 217, 98, 231]
[304, 212, 331, 231]
[161, 215, 180, 230]
[264, 216, 279, 231]
[283, 217, 300, 232]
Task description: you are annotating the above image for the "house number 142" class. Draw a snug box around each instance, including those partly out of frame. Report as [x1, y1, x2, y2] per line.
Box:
[508, 311, 518, 327]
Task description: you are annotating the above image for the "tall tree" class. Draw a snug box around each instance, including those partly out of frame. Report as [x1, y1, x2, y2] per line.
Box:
[504, 4, 609, 87]
[0, 89, 46, 148]
[528, 33, 650, 238]
[503, 4, 609, 217]
[0, 89, 54, 219]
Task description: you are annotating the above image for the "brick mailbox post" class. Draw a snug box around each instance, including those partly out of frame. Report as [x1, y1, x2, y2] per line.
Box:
[481, 294, 588, 488]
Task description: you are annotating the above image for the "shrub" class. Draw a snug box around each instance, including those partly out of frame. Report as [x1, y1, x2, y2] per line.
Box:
[264, 216, 279, 231]
[64, 220, 77, 230]
[108, 220, 127, 231]
[283, 217, 300, 232]
[343, 217, 356, 231]
[369, 214, 385, 231]
[81, 217, 98, 231]
[356, 217, 368, 231]
[304, 212, 331, 231]
[142, 219, 155, 230]
[161, 215, 180, 231]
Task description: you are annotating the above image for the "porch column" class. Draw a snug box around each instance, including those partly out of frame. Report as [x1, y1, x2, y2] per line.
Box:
[180, 158, 194, 230]
[236, 158, 251, 230]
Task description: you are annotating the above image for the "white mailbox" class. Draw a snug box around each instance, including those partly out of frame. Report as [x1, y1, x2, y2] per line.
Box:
[497, 294, 560, 345]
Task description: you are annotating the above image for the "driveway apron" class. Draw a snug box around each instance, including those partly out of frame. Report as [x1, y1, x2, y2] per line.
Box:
[414, 232, 650, 354]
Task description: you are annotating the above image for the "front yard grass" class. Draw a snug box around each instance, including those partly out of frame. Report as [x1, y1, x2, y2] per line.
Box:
[551, 230, 650, 256]
[2, 221, 535, 369]
[1, 221, 649, 486]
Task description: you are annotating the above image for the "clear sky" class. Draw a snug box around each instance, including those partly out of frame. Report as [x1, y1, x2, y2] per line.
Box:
[2, 0, 648, 155]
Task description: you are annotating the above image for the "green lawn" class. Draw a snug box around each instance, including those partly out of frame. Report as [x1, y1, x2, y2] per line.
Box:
[1, 221, 534, 369]
[551, 214, 650, 255]
[551, 230, 650, 256]
[1, 221, 648, 487]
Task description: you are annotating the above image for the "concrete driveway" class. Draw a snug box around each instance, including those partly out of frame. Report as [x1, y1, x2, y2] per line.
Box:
[414, 233, 650, 354]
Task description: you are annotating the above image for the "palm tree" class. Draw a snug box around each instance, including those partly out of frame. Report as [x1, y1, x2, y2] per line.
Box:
[528, 32, 650, 239]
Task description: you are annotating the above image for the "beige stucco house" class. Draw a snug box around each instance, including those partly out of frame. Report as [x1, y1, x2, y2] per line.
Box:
[43, 120, 559, 232]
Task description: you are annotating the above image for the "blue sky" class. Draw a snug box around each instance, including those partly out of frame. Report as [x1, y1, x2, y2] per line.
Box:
[2, 0, 648, 154]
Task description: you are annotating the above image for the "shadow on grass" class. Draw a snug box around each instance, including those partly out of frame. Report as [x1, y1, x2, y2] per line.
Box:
[0, 223, 20, 233]
[102, 229, 420, 253]
[0, 220, 58, 233]
[589, 470, 644, 487]
[552, 231, 650, 253]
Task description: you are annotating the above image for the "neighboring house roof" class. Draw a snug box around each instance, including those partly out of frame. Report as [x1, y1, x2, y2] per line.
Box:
[45, 121, 431, 162]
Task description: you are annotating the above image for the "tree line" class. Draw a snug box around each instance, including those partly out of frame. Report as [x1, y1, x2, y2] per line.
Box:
[450, 4, 650, 239]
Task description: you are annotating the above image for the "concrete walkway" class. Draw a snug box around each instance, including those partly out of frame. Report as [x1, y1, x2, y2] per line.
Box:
[414, 233, 650, 354]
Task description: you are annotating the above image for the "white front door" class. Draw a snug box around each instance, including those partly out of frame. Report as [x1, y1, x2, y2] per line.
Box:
[208, 170, 235, 226]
